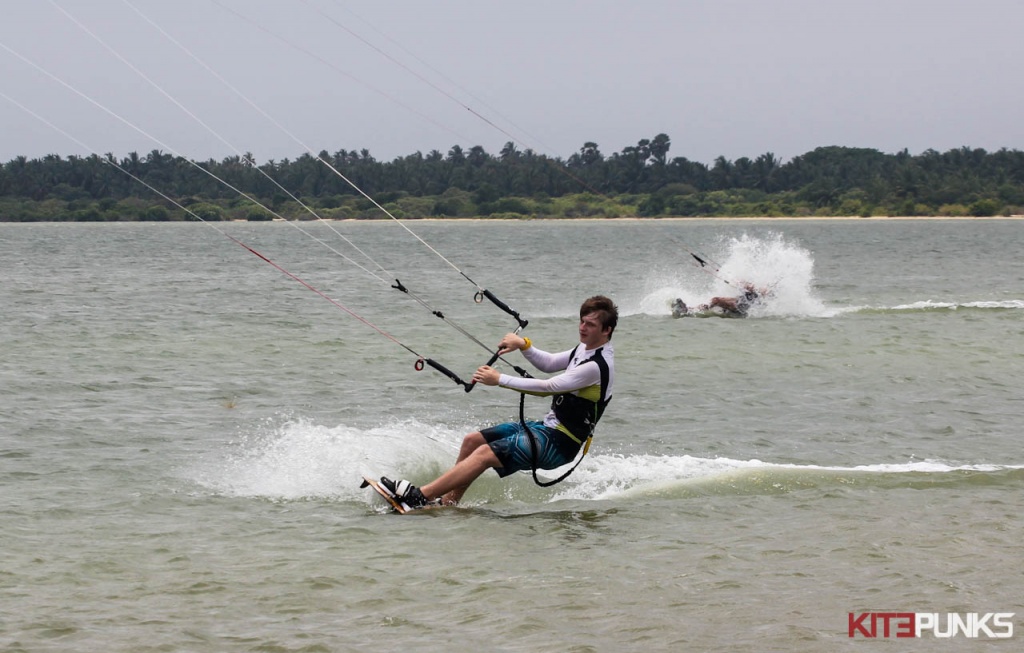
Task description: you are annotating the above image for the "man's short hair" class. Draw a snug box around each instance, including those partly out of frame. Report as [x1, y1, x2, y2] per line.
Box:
[580, 295, 618, 338]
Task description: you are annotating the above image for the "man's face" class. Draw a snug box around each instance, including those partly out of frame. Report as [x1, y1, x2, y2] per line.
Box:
[579, 311, 610, 348]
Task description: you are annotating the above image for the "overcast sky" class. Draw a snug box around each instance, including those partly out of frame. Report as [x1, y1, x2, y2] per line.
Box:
[2, 0, 1023, 167]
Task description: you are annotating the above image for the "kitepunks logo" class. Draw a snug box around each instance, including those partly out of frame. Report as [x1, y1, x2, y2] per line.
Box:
[848, 612, 1015, 639]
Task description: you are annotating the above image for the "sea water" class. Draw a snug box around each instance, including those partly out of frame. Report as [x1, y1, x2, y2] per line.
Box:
[2, 219, 1023, 652]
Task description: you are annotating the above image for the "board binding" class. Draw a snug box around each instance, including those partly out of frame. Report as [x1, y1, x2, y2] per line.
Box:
[360, 475, 415, 513]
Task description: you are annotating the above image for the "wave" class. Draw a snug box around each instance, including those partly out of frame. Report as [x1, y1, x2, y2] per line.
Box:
[554, 454, 1024, 501]
[881, 299, 1022, 312]
[834, 299, 1024, 316]
[187, 416, 1024, 507]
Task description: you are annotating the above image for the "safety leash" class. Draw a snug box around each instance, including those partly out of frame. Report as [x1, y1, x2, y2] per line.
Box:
[519, 393, 591, 488]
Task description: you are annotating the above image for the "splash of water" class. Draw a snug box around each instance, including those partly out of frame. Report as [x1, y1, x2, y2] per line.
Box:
[189, 415, 462, 502]
[641, 232, 829, 318]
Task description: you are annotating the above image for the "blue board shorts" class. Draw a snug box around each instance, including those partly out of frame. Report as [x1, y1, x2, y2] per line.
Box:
[482, 421, 581, 478]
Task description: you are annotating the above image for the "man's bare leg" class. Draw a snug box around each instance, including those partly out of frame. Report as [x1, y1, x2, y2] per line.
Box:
[421, 431, 500, 505]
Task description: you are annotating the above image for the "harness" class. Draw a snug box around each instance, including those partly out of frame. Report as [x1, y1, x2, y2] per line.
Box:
[520, 345, 612, 487]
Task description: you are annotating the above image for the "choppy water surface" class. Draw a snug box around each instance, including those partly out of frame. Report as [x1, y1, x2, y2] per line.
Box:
[2, 219, 1023, 652]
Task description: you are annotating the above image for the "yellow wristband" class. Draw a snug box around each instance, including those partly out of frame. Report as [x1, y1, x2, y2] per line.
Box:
[521, 337, 532, 350]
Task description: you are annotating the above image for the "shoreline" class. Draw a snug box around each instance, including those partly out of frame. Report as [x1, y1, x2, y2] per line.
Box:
[3, 215, 1022, 225]
[317, 215, 1024, 222]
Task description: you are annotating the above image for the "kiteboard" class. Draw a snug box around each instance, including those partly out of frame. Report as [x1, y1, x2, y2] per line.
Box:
[360, 475, 445, 514]
[360, 475, 413, 513]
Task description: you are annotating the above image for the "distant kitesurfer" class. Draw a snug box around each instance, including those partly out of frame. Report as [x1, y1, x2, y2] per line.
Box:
[671, 283, 769, 318]
[380, 295, 618, 508]
[703, 282, 767, 317]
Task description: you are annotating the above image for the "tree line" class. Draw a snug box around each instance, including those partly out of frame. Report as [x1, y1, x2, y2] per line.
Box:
[1, 134, 1022, 221]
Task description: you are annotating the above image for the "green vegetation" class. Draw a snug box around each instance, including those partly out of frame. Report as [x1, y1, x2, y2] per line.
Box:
[1, 136, 1022, 221]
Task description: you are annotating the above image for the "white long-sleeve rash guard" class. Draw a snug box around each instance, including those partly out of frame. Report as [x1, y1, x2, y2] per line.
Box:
[496, 341, 615, 430]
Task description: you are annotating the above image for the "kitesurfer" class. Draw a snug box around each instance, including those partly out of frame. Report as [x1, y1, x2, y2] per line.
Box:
[704, 282, 765, 316]
[380, 295, 618, 508]
[671, 283, 769, 318]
